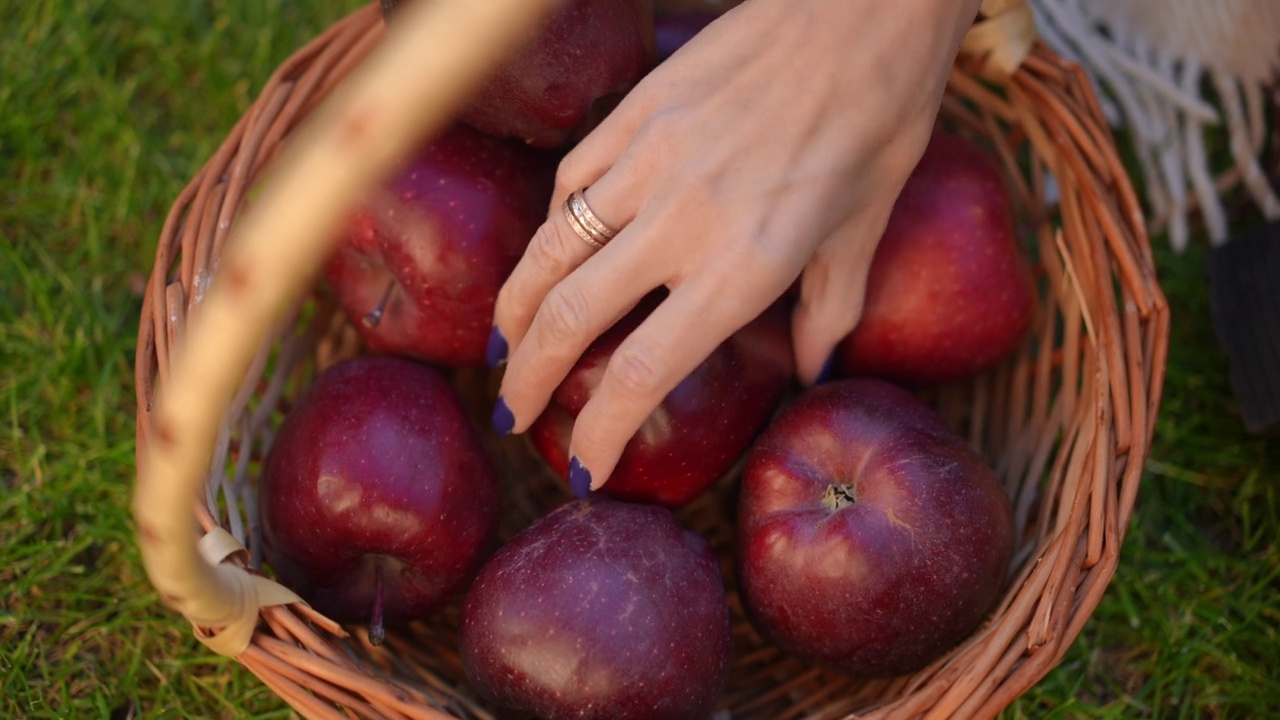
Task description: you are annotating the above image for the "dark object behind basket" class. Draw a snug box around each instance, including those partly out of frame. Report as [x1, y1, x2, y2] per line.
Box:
[1208, 218, 1280, 435]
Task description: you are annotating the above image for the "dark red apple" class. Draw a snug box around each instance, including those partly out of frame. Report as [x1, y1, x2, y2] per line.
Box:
[737, 378, 1014, 677]
[386, 0, 654, 147]
[836, 130, 1036, 386]
[459, 497, 732, 720]
[654, 0, 744, 14]
[324, 124, 555, 367]
[469, 0, 654, 147]
[529, 294, 794, 507]
[259, 356, 500, 642]
[654, 11, 717, 63]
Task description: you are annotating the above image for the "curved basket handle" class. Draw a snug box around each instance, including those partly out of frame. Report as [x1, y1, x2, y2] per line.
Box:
[963, 0, 1037, 79]
[134, 0, 562, 656]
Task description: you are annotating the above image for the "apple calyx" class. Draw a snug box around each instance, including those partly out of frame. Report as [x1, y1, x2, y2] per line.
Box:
[821, 484, 857, 512]
[369, 565, 386, 646]
[362, 280, 398, 329]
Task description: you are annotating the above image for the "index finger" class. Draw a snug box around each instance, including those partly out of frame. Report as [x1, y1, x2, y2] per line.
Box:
[566, 276, 777, 494]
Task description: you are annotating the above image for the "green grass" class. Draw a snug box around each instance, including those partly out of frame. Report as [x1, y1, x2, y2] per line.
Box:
[2, 2, 363, 717]
[2, 1, 1277, 718]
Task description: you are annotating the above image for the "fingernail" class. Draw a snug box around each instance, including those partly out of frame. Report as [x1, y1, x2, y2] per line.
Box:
[815, 351, 837, 385]
[568, 456, 592, 499]
[491, 396, 515, 436]
[486, 327, 508, 368]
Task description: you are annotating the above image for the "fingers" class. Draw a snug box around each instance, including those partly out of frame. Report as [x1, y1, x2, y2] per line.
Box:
[791, 210, 889, 386]
[492, 181, 628, 359]
[494, 214, 666, 436]
[490, 89, 668, 435]
[491, 92, 654, 358]
[568, 281, 766, 491]
[548, 87, 652, 208]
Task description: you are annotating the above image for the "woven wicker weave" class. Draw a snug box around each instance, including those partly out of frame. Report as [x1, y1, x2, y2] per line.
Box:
[134, 2, 1169, 718]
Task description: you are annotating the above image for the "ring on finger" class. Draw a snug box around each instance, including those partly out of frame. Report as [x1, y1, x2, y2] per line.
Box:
[562, 188, 619, 250]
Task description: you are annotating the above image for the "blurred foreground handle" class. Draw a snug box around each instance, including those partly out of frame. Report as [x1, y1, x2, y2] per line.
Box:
[133, 0, 563, 656]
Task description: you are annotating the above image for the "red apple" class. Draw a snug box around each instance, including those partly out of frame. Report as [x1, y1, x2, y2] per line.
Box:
[465, 0, 653, 147]
[655, 0, 744, 14]
[460, 497, 732, 720]
[654, 11, 717, 63]
[836, 130, 1036, 386]
[529, 294, 794, 507]
[259, 356, 500, 642]
[737, 378, 1015, 677]
[384, 0, 654, 148]
[324, 124, 555, 367]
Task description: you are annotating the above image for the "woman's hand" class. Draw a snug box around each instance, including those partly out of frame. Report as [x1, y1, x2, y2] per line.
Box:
[490, 0, 982, 492]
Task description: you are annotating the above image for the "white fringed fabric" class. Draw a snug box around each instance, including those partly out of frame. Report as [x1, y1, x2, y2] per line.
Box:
[1031, 0, 1280, 250]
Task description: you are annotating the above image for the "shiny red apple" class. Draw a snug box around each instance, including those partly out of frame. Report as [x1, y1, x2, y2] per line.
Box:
[459, 497, 732, 720]
[324, 123, 555, 367]
[654, 10, 717, 63]
[836, 130, 1036, 386]
[737, 377, 1015, 677]
[654, 0, 744, 14]
[467, 0, 653, 147]
[258, 356, 501, 641]
[385, 0, 654, 148]
[529, 294, 794, 507]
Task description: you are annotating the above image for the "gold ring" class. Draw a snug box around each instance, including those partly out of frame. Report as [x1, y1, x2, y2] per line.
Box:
[570, 188, 618, 242]
[562, 188, 618, 250]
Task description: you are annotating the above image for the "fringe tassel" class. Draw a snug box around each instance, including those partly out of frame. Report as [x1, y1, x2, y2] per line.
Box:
[1030, 0, 1280, 250]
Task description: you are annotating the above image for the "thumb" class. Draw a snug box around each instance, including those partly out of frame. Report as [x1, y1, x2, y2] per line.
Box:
[791, 212, 887, 386]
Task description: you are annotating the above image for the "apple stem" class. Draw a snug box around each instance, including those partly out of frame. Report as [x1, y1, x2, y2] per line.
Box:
[369, 565, 386, 647]
[821, 483, 857, 512]
[362, 280, 397, 328]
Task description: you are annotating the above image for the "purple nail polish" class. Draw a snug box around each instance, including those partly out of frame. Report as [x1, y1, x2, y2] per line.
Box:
[568, 456, 592, 499]
[486, 327, 508, 368]
[815, 351, 837, 385]
[491, 396, 515, 436]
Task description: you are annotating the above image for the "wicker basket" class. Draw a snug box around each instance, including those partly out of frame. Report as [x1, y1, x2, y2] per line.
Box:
[133, 1, 1169, 718]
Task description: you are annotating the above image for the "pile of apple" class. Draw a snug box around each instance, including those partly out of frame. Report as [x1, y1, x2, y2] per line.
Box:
[256, 3, 1035, 719]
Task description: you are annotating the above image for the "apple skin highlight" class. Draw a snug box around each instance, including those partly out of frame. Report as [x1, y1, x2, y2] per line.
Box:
[737, 378, 1015, 677]
[258, 356, 501, 632]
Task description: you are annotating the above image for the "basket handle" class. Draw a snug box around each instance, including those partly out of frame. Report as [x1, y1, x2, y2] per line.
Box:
[134, 0, 562, 656]
[963, 0, 1037, 79]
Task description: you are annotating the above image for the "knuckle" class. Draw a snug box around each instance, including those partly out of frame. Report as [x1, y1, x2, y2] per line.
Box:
[606, 341, 665, 401]
[539, 283, 593, 347]
[569, 412, 610, 455]
[619, 110, 681, 177]
[553, 162, 581, 197]
[634, 107, 679, 145]
[529, 223, 577, 274]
